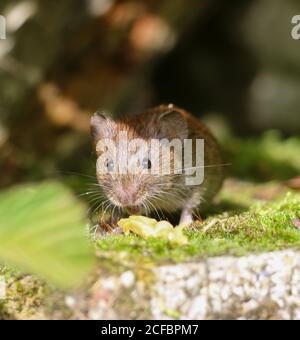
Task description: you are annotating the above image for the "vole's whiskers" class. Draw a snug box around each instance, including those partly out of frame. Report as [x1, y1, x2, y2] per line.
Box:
[59, 171, 97, 180]
[177, 163, 231, 173]
[111, 204, 118, 222]
[145, 198, 162, 220]
[141, 201, 149, 216]
[192, 208, 202, 221]
[86, 197, 107, 211]
[148, 197, 166, 219]
[79, 191, 104, 201]
[101, 201, 113, 220]
[89, 198, 110, 216]
[142, 200, 151, 216]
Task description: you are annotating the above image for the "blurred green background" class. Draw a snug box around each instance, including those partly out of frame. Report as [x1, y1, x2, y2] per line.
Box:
[0, 0, 300, 191]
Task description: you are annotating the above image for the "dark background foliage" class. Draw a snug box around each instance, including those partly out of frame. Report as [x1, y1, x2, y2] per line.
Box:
[0, 0, 299, 189]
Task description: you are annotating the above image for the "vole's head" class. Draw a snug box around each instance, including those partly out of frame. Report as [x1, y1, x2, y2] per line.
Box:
[90, 107, 189, 215]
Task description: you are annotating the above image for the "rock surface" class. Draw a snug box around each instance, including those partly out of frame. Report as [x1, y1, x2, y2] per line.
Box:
[71, 250, 300, 320]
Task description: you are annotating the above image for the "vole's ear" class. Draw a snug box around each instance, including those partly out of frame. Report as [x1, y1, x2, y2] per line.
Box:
[158, 109, 188, 139]
[90, 111, 112, 142]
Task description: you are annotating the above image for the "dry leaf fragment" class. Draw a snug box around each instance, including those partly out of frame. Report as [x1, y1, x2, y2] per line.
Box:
[118, 216, 189, 245]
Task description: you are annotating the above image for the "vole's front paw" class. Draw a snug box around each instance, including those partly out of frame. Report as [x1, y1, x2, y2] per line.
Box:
[90, 221, 124, 239]
[111, 227, 124, 235]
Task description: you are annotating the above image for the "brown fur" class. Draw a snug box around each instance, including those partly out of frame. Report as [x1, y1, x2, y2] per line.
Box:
[91, 104, 224, 221]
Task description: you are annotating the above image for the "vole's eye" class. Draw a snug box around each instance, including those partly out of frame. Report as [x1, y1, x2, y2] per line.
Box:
[142, 158, 152, 170]
[106, 160, 114, 172]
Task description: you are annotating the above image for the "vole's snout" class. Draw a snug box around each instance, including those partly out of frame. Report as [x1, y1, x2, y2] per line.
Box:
[114, 183, 141, 207]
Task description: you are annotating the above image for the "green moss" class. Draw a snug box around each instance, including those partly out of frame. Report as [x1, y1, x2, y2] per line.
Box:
[96, 190, 300, 265]
[0, 266, 50, 320]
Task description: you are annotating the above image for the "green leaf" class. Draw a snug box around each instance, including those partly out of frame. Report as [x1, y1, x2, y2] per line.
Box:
[0, 182, 95, 288]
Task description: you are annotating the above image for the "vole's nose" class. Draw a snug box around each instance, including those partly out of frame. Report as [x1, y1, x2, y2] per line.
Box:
[115, 184, 139, 206]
